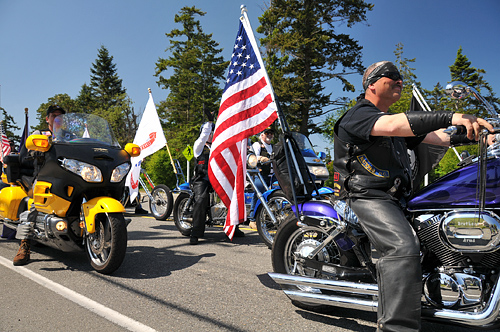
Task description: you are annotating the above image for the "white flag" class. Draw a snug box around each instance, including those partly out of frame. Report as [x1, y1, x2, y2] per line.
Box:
[126, 91, 167, 202]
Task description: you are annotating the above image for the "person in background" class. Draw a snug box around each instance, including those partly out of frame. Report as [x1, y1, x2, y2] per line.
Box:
[248, 128, 274, 229]
[333, 61, 492, 331]
[13, 105, 66, 266]
[190, 121, 245, 245]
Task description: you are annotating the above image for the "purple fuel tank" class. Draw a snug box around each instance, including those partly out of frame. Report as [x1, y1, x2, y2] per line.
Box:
[408, 157, 500, 210]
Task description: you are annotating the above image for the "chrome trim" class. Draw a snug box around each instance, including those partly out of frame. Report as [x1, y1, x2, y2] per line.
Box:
[269, 272, 500, 327]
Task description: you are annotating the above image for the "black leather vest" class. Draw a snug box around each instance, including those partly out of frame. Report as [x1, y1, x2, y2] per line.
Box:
[333, 114, 412, 199]
[194, 145, 210, 181]
[259, 142, 272, 178]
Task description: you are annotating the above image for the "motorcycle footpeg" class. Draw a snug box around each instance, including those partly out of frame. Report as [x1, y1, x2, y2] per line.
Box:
[15, 222, 32, 240]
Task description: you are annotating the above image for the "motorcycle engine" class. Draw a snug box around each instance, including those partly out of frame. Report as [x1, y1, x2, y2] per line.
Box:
[417, 211, 500, 255]
[416, 211, 500, 309]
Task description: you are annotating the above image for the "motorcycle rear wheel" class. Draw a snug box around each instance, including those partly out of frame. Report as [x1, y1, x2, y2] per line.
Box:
[85, 213, 127, 275]
[256, 190, 293, 249]
[272, 214, 341, 313]
[173, 192, 193, 236]
[150, 184, 174, 221]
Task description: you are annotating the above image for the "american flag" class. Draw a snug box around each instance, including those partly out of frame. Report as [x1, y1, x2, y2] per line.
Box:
[208, 16, 278, 239]
[0, 124, 11, 163]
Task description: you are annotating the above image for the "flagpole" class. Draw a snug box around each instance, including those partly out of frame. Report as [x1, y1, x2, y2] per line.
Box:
[24, 108, 29, 138]
[240, 5, 309, 213]
[0, 120, 5, 161]
[240, 5, 289, 133]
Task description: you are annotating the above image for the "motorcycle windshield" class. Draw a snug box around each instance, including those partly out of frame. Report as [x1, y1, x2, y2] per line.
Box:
[52, 113, 121, 148]
[290, 132, 319, 158]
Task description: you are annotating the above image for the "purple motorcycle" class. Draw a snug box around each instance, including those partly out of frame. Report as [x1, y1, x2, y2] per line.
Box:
[269, 82, 500, 329]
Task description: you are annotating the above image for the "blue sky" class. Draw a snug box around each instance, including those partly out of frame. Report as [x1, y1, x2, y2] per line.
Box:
[1, 0, 499, 153]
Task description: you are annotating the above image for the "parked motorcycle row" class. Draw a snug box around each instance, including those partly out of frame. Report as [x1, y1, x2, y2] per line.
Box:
[3, 81, 497, 329]
[0, 111, 329, 275]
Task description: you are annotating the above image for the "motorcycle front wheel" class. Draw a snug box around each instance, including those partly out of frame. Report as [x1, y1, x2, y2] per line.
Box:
[85, 213, 127, 275]
[173, 192, 193, 236]
[149, 184, 174, 221]
[256, 189, 293, 249]
[272, 214, 341, 312]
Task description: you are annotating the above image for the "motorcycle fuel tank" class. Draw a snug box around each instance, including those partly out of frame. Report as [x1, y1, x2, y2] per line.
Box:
[408, 158, 500, 210]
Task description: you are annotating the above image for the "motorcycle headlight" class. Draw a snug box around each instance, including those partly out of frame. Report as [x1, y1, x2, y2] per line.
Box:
[308, 165, 329, 178]
[111, 163, 131, 183]
[247, 153, 258, 168]
[61, 158, 102, 183]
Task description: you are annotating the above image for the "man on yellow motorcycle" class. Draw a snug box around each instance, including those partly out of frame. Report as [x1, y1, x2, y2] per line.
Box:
[13, 105, 65, 266]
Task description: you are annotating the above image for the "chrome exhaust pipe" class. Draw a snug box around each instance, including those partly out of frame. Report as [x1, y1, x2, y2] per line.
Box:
[269, 272, 500, 327]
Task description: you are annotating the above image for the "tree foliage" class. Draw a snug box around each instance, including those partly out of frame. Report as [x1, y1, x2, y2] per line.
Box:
[447, 46, 499, 118]
[257, 0, 373, 136]
[33, 93, 77, 131]
[1, 108, 21, 151]
[152, 6, 227, 181]
[86, 45, 137, 146]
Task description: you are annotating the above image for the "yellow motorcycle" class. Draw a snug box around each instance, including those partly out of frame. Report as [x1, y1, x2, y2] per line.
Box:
[0, 113, 140, 274]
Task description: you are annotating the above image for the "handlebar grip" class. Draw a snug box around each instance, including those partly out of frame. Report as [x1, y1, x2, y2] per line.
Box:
[444, 125, 467, 135]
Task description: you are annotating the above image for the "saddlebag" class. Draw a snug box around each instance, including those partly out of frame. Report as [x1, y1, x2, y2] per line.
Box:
[271, 132, 316, 203]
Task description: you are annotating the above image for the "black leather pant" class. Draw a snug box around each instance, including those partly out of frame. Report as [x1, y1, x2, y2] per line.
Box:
[350, 195, 421, 332]
[191, 178, 211, 238]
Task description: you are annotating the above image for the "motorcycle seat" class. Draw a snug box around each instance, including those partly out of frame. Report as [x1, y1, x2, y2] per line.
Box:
[20, 175, 34, 195]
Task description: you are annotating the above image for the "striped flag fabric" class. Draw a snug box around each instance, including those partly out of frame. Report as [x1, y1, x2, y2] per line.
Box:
[0, 125, 11, 163]
[208, 13, 278, 239]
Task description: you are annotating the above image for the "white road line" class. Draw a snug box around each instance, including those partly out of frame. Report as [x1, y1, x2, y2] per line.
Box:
[0, 255, 157, 332]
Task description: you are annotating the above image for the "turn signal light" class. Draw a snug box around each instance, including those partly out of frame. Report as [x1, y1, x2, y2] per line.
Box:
[33, 139, 50, 148]
[56, 221, 67, 231]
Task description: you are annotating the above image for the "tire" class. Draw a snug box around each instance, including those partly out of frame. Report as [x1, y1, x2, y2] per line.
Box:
[173, 192, 193, 236]
[149, 184, 173, 221]
[85, 213, 127, 275]
[256, 189, 293, 248]
[272, 214, 341, 312]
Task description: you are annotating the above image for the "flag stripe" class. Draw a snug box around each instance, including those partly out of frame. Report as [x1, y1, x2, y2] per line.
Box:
[208, 17, 278, 240]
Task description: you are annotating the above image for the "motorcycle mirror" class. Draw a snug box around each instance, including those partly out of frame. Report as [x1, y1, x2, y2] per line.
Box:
[445, 81, 470, 100]
[445, 81, 498, 117]
[317, 151, 326, 161]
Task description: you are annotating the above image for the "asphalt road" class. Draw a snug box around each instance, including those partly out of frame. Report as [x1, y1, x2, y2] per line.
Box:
[0, 207, 496, 332]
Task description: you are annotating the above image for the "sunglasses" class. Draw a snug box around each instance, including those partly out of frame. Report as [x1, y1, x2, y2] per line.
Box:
[375, 71, 403, 82]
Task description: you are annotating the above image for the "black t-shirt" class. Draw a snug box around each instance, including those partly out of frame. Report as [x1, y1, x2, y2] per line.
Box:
[337, 100, 385, 146]
[337, 99, 424, 150]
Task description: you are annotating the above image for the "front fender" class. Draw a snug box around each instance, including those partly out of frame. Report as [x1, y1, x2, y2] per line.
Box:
[253, 188, 280, 215]
[292, 200, 339, 220]
[82, 197, 125, 233]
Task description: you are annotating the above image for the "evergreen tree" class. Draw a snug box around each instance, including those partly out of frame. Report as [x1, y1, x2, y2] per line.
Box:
[448, 47, 499, 117]
[257, 0, 373, 136]
[89, 45, 126, 108]
[1, 108, 21, 150]
[153, 6, 227, 181]
[81, 45, 137, 146]
[75, 83, 94, 112]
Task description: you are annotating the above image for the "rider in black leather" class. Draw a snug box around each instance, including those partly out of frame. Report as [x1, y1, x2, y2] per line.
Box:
[333, 61, 492, 332]
[190, 122, 244, 245]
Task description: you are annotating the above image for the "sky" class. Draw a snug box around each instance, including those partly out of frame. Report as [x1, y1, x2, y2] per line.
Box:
[1, 0, 499, 154]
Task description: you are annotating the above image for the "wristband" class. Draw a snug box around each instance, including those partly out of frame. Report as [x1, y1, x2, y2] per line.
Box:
[405, 111, 454, 136]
